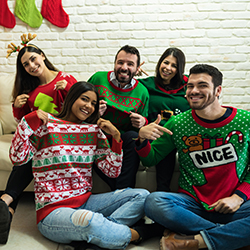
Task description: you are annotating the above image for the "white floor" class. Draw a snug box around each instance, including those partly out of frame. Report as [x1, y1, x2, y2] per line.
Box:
[0, 193, 160, 250]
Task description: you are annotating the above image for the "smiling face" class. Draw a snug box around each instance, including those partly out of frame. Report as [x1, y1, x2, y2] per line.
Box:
[114, 50, 139, 88]
[186, 73, 221, 110]
[159, 55, 178, 85]
[68, 91, 97, 123]
[21, 51, 46, 77]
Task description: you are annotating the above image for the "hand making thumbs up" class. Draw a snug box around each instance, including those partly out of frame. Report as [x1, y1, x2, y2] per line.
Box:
[138, 114, 173, 143]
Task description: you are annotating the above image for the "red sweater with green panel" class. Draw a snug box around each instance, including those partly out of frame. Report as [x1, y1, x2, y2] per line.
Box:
[136, 107, 250, 210]
[88, 71, 149, 134]
[12, 71, 77, 123]
[9, 112, 123, 223]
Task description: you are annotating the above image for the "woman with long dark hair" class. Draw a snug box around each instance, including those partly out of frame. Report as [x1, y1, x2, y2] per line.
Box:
[138, 47, 190, 191]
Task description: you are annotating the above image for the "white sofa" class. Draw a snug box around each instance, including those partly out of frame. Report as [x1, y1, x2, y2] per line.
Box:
[0, 74, 180, 194]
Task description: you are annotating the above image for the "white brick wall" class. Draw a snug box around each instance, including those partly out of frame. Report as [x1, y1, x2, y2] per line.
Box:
[1, 0, 250, 110]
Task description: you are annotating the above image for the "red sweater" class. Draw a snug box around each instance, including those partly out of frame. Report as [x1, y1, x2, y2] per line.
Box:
[13, 72, 77, 122]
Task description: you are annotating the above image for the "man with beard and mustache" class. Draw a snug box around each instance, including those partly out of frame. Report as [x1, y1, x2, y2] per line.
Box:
[88, 45, 149, 191]
[135, 64, 250, 250]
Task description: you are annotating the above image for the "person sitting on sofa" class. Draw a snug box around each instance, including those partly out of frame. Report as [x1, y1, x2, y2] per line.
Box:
[88, 45, 149, 191]
[138, 47, 190, 192]
[136, 64, 250, 250]
[9, 81, 151, 250]
[0, 33, 77, 244]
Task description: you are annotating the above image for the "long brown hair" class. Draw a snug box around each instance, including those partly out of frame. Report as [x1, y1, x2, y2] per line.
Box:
[57, 81, 100, 124]
[155, 47, 186, 90]
[12, 45, 58, 102]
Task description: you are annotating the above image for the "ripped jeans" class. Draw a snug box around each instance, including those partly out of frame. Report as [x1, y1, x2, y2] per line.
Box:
[38, 188, 149, 249]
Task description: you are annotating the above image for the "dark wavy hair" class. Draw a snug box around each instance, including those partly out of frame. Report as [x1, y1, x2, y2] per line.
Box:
[57, 81, 100, 124]
[12, 44, 58, 102]
[189, 64, 223, 89]
[155, 47, 186, 90]
[114, 45, 140, 67]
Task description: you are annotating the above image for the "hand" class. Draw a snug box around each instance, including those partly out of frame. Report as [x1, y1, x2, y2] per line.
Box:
[54, 80, 68, 90]
[36, 109, 49, 125]
[97, 118, 121, 142]
[138, 114, 173, 143]
[99, 100, 107, 116]
[14, 94, 29, 108]
[209, 194, 244, 214]
[136, 61, 149, 76]
[129, 112, 146, 128]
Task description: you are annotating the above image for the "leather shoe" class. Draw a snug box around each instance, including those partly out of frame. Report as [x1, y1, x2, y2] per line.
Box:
[160, 232, 199, 250]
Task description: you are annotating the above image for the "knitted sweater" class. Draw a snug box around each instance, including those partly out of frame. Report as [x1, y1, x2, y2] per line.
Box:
[13, 71, 77, 123]
[9, 112, 123, 223]
[137, 107, 250, 210]
[88, 71, 149, 133]
[138, 75, 190, 126]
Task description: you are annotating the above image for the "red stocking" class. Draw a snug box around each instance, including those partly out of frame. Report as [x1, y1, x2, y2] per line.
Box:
[41, 0, 69, 28]
[0, 0, 16, 28]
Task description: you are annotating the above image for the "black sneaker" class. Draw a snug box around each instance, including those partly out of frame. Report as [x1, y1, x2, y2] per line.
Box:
[132, 222, 165, 245]
[66, 241, 105, 250]
[0, 199, 11, 244]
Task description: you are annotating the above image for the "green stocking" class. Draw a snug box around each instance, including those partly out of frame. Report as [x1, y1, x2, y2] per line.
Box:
[14, 0, 43, 28]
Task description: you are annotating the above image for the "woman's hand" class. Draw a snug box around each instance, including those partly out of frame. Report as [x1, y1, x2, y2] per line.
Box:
[99, 100, 107, 116]
[97, 118, 121, 142]
[14, 94, 29, 108]
[54, 80, 67, 90]
[136, 61, 149, 76]
[36, 109, 49, 125]
[138, 114, 173, 143]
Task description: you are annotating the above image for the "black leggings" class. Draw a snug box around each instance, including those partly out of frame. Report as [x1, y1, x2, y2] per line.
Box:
[155, 149, 176, 192]
[4, 160, 33, 211]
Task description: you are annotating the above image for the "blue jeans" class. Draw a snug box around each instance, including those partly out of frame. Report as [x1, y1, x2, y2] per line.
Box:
[38, 188, 149, 249]
[145, 192, 250, 250]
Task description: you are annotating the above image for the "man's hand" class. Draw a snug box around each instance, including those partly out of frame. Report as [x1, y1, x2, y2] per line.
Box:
[129, 112, 146, 128]
[209, 194, 244, 214]
[36, 109, 49, 125]
[54, 80, 68, 90]
[14, 94, 29, 108]
[99, 100, 107, 116]
[138, 114, 173, 143]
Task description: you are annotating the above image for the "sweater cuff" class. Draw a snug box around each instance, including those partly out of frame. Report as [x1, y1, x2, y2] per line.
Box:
[135, 138, 151, 157]
[111, 137, 123, 154]
[24, 111, 43, 132]
[234, 190, 247, 202]
[235, 182, 250, 200]
[144, 117, 148, 126]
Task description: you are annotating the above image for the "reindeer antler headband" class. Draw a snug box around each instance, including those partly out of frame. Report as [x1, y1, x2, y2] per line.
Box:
[6, 33, 37, 58]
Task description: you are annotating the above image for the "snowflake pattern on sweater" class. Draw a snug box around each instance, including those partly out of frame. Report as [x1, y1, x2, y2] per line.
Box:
[10, 112, 123, 223]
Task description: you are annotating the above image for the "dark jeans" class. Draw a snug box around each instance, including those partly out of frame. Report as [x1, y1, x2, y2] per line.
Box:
[155, 149, 176, 192]
[93, 131, 140, 191]
[4, 160, 33, 211]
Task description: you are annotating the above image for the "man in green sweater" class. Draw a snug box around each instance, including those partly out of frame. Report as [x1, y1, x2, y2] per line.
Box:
[88, 45, 149, 190]
[136, 64, 250, 250]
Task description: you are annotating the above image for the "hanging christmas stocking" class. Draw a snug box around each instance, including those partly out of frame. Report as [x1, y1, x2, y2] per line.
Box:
[0, 0, 16, 28]
[41, 0, 69, 28]
[14, 0, 43, 28]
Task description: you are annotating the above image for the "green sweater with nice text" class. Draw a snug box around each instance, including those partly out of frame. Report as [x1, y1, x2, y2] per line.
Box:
[137, 107, 250, 210]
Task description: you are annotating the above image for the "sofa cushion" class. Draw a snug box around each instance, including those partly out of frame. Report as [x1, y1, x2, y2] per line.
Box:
[0, 134, 14, 171]
[0, 75, 17, 135]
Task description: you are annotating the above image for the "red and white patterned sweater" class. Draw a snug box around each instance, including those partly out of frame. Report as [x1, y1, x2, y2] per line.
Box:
[9, 111, 123, 223]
